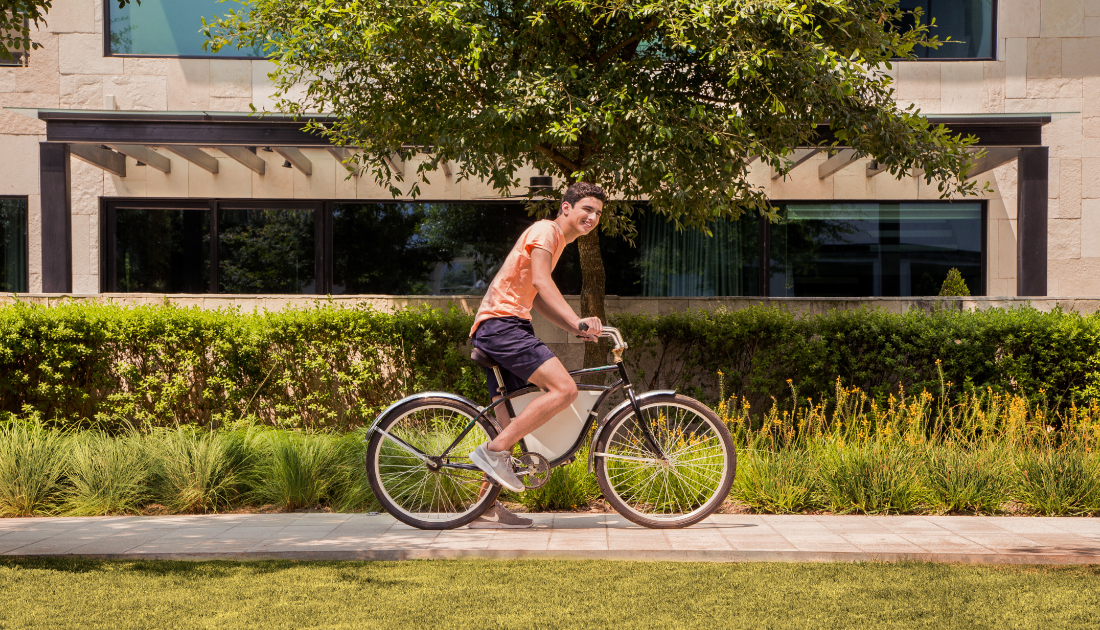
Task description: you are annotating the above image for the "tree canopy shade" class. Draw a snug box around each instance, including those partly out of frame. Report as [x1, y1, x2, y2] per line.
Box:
[207, 0, 979, 363]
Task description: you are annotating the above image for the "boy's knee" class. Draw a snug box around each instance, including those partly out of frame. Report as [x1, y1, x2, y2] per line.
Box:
[560, 381, 579, 405]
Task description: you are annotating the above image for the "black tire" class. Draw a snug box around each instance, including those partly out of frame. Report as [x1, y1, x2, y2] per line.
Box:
[366, 396, 501, 530]
[594, 393, 736, 529]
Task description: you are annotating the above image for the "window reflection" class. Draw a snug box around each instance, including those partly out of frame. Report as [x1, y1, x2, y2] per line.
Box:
[219, 208, 314, 294]
[897, 0, 995, 59]
[0, 198, 27, 292]
[770, 203, 982, 297]
[108, 0, 261, 57]
[115, 208, 208, 293]
[332, 203, 535, 295]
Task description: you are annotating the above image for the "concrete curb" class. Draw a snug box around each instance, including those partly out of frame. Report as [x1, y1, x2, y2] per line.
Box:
[7, 549, 1100, 565]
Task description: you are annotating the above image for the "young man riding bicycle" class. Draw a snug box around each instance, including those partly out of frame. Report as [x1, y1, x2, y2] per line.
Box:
[466, 182, 606, 528]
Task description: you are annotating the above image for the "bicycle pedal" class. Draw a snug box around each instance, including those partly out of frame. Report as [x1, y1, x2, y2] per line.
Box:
[514, 451, 551, 489]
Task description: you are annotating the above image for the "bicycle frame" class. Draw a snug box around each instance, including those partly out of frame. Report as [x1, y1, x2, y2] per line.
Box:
[453, 336, 668, 468]
[368, 327, 671, 477]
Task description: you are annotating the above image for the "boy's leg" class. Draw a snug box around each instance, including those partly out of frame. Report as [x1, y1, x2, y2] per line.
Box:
[487, 357, 577, 452]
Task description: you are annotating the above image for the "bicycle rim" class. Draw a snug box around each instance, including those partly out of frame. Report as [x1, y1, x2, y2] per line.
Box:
[368, 401, 497, 527]
[598, 399, 732, 526]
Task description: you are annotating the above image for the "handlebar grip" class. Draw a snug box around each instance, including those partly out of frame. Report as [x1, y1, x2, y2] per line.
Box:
[578, 322, 589, 332]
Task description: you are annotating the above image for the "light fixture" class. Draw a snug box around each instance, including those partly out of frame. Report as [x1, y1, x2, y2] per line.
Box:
[261, 147, 274, 152]
[282, 160, 293, 168]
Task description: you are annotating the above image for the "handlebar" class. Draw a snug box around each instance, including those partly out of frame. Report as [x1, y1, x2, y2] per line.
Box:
[577, 322, 628, 359]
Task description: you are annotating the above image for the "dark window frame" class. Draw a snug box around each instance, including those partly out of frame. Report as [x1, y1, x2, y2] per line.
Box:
[101, 1, 265, 60]
[891, 0, 998, 62]
[101, 197, 323, 293]
[0, 195, 29, 292]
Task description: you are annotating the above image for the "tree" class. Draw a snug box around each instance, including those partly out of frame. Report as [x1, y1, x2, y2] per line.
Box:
[208, 0, 979, 367]
[0, 1, 51, 63]
[1, 1, 137, 63]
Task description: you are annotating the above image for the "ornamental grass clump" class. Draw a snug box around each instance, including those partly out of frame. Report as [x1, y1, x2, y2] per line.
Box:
[1014, 449, 1100, 516]
[922, 445, 1012, 514]
[732, 448, 822, 513]
[818, 441, 925, 514]
[0, 421, 67, 516]
[62, 431, 151, 516]
[252, 431, 356, 511]
[147, 427, 252, 514]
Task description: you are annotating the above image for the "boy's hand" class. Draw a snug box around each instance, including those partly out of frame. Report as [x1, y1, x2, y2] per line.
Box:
[577, 317, 603, 342]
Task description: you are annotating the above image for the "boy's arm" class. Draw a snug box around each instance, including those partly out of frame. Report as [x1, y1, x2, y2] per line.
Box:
[530, 248, 602, 341]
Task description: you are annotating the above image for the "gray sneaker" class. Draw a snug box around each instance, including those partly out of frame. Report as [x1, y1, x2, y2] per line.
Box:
[469, 444, 525, 493]
[468, 502, 534, 529]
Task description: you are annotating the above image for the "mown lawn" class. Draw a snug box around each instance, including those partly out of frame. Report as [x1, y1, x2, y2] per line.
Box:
[1, 559, 1098, 629]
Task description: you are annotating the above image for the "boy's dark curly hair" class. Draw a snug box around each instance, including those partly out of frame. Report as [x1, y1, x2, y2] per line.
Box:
[560, 182, 607, 215]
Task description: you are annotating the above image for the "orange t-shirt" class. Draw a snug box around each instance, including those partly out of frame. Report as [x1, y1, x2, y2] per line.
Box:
[470, 220, 566, 335]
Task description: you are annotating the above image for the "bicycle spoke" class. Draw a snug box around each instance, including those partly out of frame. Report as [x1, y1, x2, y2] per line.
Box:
[600, 400, 731, 522]
[372, 403, 495, 523]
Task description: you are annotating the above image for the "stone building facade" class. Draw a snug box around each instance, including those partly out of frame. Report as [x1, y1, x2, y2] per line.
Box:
[0, 0, 1092, 297]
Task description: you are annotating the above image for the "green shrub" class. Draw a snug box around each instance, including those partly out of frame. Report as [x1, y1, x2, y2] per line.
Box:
[0, 302, 483, 432]
[733, 448, 822, 513]
[922, 445, 1011, 514]
[613, 305, 1100, 412]
[0, 421, 68, 516]
[251, 431, 356, 511]
[147, 428, 251, 514]
[1014, 449, 1100, 515]
[818, 441, 925, 514]
[62, 431, 150, 516]
[939, 268, 971, 297]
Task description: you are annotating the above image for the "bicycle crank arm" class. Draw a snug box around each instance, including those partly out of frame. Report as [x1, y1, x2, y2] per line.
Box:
[375, 428, 431, 464]
[593, 452, 663, 464]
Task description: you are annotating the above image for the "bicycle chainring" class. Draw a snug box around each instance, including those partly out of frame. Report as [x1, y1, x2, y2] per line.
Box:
[514, 451, 551, 489]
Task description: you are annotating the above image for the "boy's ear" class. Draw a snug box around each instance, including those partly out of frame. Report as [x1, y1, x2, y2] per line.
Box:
[559, 201, 570, 217]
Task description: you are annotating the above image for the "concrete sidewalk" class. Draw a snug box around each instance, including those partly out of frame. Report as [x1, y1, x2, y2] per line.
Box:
[1, 513, 1098, 564]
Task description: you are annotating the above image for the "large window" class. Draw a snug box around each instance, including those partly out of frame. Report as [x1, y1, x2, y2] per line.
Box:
[0, 198, 27, 292]
[219, 206, 314, 293]
[102, 198, 983, 297]
[769, 202, 984, 297]
[106, 0, 261, 57]
[897, 0, 995, 60]
[114, 206, 208, 293]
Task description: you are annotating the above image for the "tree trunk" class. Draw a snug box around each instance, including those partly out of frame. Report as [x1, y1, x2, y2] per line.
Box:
[577, 227, 608, 370]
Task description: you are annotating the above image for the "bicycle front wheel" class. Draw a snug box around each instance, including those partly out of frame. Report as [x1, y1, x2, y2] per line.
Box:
[594, 394, 735, 529]
[366, 396, 500, 530]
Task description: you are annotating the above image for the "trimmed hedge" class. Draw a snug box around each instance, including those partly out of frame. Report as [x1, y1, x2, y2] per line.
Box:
[0, 301, 483, 431]
[613, 306, 1100, 413]
[2, 301, 1100, 430]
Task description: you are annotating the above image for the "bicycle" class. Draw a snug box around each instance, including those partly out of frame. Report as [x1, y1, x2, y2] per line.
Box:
[363, 325, 736, 529]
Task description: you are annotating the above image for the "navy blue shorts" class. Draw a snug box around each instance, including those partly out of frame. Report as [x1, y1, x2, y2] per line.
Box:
[472, 316, 557, 399]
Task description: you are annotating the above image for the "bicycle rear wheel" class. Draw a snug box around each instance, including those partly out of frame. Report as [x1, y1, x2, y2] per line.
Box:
[366, 396, 500, 530]
[594, 393, 735, 529]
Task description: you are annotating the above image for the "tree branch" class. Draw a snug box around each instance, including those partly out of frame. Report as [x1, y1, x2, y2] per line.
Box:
[596, 18, 659, 67]
[536, 143, 580, 176]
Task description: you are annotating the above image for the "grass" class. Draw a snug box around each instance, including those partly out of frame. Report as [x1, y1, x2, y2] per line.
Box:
[5, 373, 1100, 517]
[0, 423, 67, 517]
[721, 376, 1100, 516]
[0, 558, 1098, 629]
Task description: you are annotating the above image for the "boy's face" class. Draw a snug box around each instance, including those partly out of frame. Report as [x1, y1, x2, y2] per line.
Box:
[561, 197, 603, 235]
